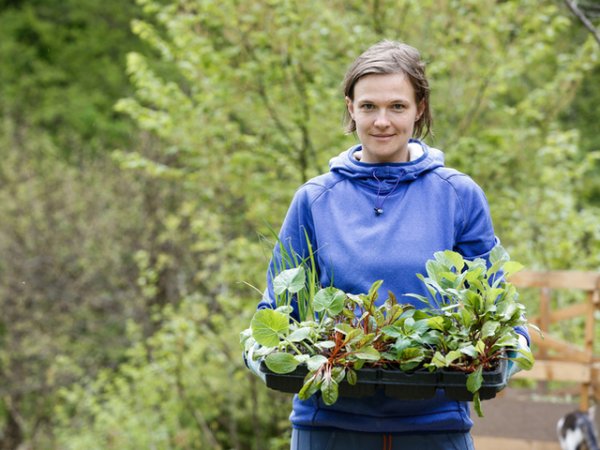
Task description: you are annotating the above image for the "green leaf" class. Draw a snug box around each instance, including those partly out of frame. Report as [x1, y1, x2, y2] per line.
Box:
[381, 325, 404, 338]
[343, 329, 364, 345]
[321, 377, 339, 405]
[426, 259, 444, 281]
[445, 350, 462, 365]
[467, 366, 483, 393]
[298, 372, 321, 400]
[405, 292, 431, 306]
[485, 288, 504, 305]
[354, 346, 380, 361]
[346, 293, 364, 308]
[251, 309, 289, 347]
[492, 333, 518, 350]
[473, 391, 483, 417]
[392, 337, 412, 352]
[460, 345, 478, 358]
[398, 347, 425, 371]
[306, 355, 328, 371]
[460, 308, 474, 328]
[489, 245, 509, 265]
[464, 291, 482, 313]
[426, 316, 446, 332]
[334, 323, 354, 335]
[315, 340, 336, 350]
[265, 352, 299, 374]
[430, 351, 447, 368]
[475, 339, 486, 355]
[287, 327, 312, 342]
[331, 367, 346, 383]
[513, 347, 535, 371]
[313, 287, 346, 316]
[275, 305, 294, 315]
[481, 321, 500, 338]
[496, 301, 517, 321]
[294, 354, 310, 364]
[503, 261, 524, 278]
[443, 250, 465, 272]
[367, 280, 384, 301]
[346, 368, 357, 385]
[399, 347, 423, 360]
[273, 267, 306, 295]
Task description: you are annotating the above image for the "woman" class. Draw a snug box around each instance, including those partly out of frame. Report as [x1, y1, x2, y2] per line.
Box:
[254, 40, 530, 450]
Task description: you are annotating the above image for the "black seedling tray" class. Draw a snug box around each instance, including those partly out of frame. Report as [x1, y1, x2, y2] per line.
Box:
[259, 359, 508, 401]
[380, 369, 439, 400]
[440, 358, 508, 401]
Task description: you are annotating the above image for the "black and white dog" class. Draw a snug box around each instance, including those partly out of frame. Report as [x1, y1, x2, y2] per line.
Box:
[557, 407, 599, 450]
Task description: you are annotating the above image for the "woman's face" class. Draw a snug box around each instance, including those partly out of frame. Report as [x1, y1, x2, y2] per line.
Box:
[346, 73, 424, 163]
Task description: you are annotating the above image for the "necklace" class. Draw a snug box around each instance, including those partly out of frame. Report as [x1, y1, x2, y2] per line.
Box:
[372, 171, 402, 216]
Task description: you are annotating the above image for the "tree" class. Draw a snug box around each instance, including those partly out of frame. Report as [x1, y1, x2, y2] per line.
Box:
[0, 0, 145, 159]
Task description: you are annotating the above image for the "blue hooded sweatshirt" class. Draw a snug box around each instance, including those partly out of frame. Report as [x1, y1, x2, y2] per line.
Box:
[258, 140, 529, 433]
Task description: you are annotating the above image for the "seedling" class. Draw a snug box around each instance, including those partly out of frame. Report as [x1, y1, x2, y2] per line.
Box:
[241, 244, 538, 416]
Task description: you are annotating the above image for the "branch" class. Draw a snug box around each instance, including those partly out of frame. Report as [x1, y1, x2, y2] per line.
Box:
[564, 0, 600, 47]
[174, 358, 222, 450]
[453, 63, 496, 140]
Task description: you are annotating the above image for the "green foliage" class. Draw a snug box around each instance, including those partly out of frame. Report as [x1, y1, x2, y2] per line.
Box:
[0, 0, 146, 158]
[54, 298, 290, 450]
[412, 248, 537, 370]
[0, 120, 155, 448]
[242, 246, 534, 414]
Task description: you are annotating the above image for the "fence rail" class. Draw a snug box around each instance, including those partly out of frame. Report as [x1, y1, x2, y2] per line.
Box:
[510, 270, 600, 410]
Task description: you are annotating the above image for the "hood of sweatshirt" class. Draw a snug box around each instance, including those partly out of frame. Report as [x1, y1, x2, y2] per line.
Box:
[329, 139, 445, 193]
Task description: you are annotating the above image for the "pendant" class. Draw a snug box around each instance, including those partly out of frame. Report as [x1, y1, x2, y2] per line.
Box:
[374, 207, 383, 216]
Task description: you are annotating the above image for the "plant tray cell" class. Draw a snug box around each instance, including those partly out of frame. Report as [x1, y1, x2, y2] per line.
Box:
[380, 369, 439, 400]
[259, 362, 379, 398]
[261, 364, 307, 394]
[439, 358, 508, 401]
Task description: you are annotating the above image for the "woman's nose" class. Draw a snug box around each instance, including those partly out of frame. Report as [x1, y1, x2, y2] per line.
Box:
[374, 110, 391, 128]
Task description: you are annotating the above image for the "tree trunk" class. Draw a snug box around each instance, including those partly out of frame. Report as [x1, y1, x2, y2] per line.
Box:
[0, 408, 23, 450]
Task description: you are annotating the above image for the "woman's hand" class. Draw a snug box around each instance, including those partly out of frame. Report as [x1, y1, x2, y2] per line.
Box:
[244, 344, 266, 383]
[505, 334, 530, 379]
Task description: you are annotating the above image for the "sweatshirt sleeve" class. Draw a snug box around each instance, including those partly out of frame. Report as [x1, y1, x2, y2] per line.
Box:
[451, 174, 497, 260]
[451, 175, 531, 345]
[256, 185, 317, 319]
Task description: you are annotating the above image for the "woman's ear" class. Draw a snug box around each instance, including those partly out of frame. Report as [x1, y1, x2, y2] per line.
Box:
[416, 100, 426, 121]
[345, 96, 355, 120]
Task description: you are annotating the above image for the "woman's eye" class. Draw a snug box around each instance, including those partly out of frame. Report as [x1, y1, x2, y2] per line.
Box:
[360, 103, 375, 110]
[392, 103, 406, 111]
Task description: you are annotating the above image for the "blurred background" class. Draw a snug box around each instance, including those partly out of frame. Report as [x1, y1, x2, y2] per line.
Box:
[0, 0, 599, 449]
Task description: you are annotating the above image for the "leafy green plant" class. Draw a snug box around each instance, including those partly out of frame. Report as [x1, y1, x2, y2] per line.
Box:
[406, 245, 538, 415]
[241, 279, 425, 405]
[241, 245, 537, 416]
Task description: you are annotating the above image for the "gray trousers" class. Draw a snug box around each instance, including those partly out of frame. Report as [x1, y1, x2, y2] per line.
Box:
[291, 428, 475, 450]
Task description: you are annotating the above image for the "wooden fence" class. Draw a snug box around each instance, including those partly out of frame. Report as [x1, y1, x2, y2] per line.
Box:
[472, 271, 600, 450]
[510, 270, 600, 410]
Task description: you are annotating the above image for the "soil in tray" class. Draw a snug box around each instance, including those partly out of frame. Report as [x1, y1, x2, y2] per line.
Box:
[440, 358, 508, 401]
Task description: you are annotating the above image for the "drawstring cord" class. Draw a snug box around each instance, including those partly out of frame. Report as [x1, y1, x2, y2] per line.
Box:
[382, 433, 393, 450]
[372, 171, 402, 216]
